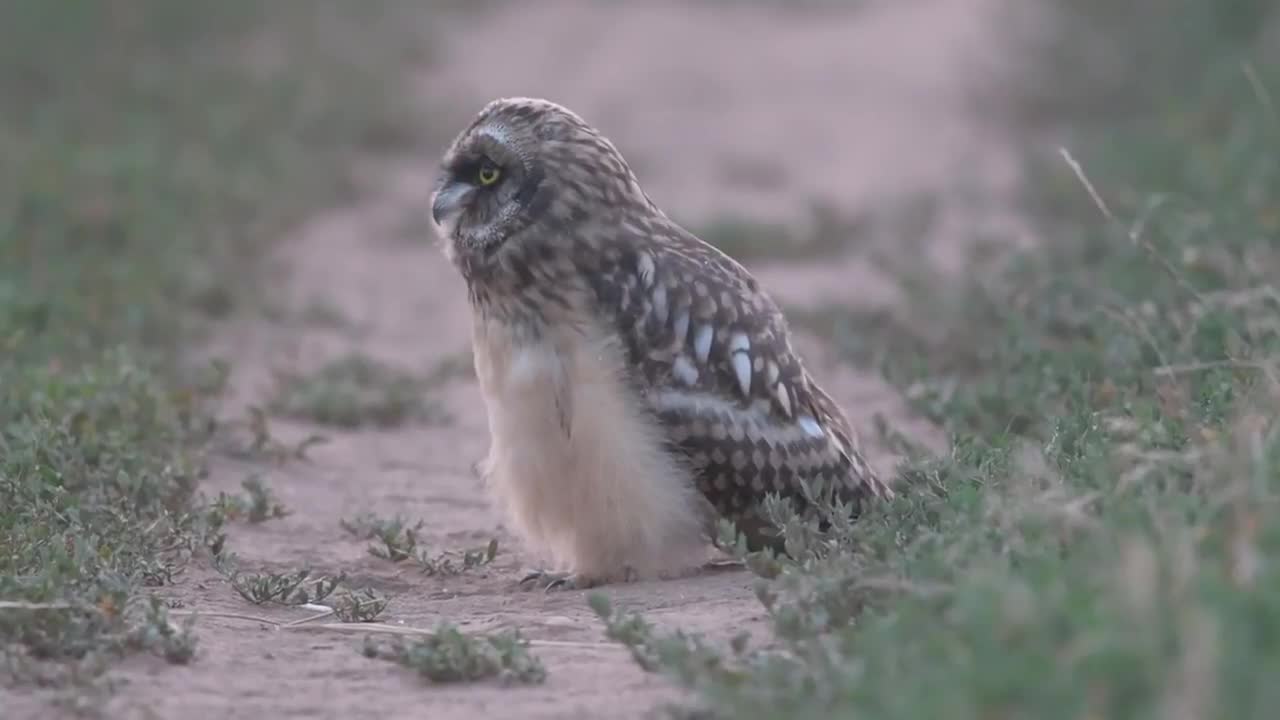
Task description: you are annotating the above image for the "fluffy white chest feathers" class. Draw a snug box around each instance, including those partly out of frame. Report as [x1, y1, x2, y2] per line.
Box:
[471, 316, 709, 582]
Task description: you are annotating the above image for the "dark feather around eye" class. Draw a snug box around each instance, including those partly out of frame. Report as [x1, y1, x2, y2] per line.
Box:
[451, 155, 501, 186]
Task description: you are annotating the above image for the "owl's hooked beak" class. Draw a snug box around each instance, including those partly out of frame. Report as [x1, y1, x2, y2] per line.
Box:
[430, 180, 473, 228]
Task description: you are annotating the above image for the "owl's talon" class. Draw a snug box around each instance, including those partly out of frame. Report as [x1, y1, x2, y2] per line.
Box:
[519, 569, 578, 592]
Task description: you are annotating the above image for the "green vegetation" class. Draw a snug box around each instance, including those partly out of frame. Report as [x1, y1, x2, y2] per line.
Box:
[593, 4, 1280, 719]
[362, 625, 547, 685]
[342, 512, 428, 562]
[1, 0, 423, 691]
[332, 587, 391, 623]
[1002, 0, 1276, 124]
[210, 475, 290, 524]
[341, 512, 500, 575]
[226, 567, 345, 607]
[415, 538, 500, 578]
[216, 561, 389, 621]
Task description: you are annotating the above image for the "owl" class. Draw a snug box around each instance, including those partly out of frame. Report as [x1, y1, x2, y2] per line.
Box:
[430, 97, 893, 589]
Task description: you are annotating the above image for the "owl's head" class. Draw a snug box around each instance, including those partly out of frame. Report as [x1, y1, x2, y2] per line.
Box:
[430, 97, 652, 266]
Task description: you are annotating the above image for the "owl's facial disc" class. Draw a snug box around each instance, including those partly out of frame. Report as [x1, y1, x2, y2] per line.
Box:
[432, 126, 547, 261]
[431, 150, 506, 243]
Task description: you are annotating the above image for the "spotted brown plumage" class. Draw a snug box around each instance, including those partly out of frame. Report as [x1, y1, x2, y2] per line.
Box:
[431, 97, 892, 588]
[578, 218, 892, 547]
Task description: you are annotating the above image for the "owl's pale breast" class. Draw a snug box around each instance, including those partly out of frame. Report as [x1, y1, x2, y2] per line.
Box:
[469, 308, 710, 579]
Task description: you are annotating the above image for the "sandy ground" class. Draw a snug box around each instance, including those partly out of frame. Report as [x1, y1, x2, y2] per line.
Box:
[13, 1, 1021, 717]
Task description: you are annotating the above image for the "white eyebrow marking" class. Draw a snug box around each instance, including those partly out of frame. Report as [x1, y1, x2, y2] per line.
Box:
[475, 126, 511, 148]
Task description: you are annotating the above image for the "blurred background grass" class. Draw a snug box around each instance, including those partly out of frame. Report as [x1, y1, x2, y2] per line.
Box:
[999, 0, 1277, 126]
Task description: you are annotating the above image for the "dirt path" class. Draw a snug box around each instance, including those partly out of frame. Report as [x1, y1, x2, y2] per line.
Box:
[100, 2, 1014, 718]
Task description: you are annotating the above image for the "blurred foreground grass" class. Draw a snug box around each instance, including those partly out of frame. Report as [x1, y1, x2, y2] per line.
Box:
[0, 0, 427, 693]
[595, 3, 1280, 719]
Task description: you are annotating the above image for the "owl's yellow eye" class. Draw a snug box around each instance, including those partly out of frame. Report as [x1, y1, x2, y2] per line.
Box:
[477, 163, 501, 186]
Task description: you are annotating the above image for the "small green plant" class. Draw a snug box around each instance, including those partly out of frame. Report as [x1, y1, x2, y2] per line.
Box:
[126, 596, 199, 665]
[268, 353, 450, 429]
[343, 514, 499, 572]
[221, 405, 330, 464]
[332, 588, 390, 623]
[339, 512, 399, 539]
[417, 538, 500, 577]
[361, 624, 546, 685]
[209, 475, 289, 524]
[589, 594, 746, 695]
[341, 513, 424, 562]
[227, 568, 345, 606]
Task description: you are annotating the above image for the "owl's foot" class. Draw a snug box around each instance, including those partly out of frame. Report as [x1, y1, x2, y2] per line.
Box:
[517, 566, 637, 592]
[518, 569, 593, 592]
